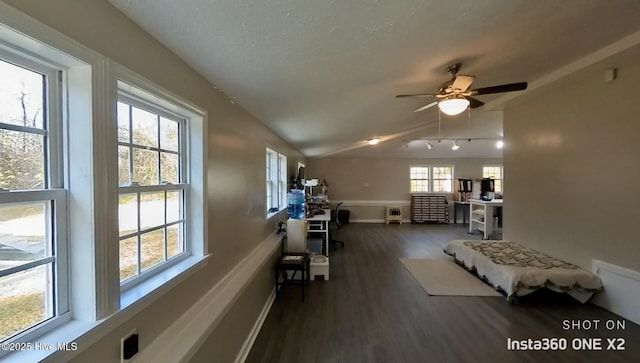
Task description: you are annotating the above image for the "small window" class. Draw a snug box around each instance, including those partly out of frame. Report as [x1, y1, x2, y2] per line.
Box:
[483, 166, 503, 193]
[266, 148, 287, 216]
[432, 166, 453, 192]
[410, 166, 430, 192]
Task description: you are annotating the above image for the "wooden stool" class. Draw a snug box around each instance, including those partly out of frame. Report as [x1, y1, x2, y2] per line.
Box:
[275, 253, 310, 302]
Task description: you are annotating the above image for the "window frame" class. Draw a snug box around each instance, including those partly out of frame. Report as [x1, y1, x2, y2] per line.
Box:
[483, 165, 503, 193]
[0, 49, 70, 347]
[432, 166, 454, 193]
[116, 92, 190, 290]
[410, 166, 430, 193]
[265, 147, 287, 219]
[410, 165, 455, 193]
[0, 6, 209, 361]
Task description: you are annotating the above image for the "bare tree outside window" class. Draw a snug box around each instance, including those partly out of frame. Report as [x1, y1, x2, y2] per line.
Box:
[0, 59, 57, 342]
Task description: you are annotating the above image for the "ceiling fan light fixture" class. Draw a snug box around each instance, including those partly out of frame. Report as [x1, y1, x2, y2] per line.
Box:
[367, 138, 380, 145]
[438, 96, 470, 116]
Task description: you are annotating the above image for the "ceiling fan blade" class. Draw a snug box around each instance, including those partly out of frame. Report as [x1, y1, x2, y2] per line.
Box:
[466, 96, 484, 109]
[451, 75, 475, 92]
[396, 93, 437, 98]
[469, 82, 527, 95]
[413, 101, 438, 113]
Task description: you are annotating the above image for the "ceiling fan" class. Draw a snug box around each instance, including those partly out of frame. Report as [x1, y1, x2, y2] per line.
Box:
[396, 63, 527, 115]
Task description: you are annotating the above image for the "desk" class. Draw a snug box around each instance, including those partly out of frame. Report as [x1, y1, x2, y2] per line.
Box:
[468, 199, 503, 239]
[453, 201, 470, 224]
[307, 208, 330, 256]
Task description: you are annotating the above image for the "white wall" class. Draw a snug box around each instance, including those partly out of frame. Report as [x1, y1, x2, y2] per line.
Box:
[504, 55, 640, 272]
[307, 157, 502, 221]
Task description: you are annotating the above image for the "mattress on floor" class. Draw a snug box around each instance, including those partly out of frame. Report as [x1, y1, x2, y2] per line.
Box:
[444, 240, 603, 302]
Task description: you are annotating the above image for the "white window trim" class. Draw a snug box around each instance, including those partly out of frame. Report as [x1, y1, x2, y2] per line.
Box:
[409, 165, 430, 193]
[409, 165, 455, 194]
[482, 165, 503, 193]
[0, 4, 209, 362]
[113, 68, 209, 300]
[0, 26, 71, 354]
[265, 147, 287, 221]
[432, 166, 454, 193]
[116, 89, 191, 291]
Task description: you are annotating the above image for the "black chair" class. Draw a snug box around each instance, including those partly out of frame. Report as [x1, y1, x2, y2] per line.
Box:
[329, 202, 345, 249]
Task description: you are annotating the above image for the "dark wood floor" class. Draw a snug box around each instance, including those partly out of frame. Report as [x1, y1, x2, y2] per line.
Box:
[246, 223, 640, 363]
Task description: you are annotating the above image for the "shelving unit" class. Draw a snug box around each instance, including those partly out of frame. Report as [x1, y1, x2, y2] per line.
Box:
[410, 194, 449, 223]
[468, 199, 503, 239]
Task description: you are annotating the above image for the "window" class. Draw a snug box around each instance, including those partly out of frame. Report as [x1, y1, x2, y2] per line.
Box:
[410, 166, 430, 192]
[432, 166, 453, 192]
[0, 9, 207, 360]
[117, 92, 189, 286]
[0, 54, 68, 343]
[483, 166, 503, 193]
[410, 166, 454, 193]
[266, 148, 287, 217]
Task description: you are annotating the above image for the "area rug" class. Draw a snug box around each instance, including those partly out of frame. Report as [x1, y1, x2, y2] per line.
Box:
[400, 258, 501, 297]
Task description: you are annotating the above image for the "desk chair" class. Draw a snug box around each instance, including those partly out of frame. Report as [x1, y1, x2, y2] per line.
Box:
[329, 202, 345, 250]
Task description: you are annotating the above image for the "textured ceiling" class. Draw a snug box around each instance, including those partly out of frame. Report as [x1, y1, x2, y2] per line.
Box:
[109, 0, 640, 158]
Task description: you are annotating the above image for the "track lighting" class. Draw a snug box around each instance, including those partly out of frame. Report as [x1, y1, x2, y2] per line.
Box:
[452, 140, 460, 150]
[426, 141, 432, 150]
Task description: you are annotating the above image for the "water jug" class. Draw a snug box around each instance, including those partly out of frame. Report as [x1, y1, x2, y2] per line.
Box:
[287, 189, 305, 219]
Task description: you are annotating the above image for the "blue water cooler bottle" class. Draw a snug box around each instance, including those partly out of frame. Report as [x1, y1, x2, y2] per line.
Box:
[287, 190, 305, 219]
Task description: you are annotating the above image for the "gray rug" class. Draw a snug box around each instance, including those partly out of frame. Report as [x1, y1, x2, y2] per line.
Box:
[400, 258, 501, 297]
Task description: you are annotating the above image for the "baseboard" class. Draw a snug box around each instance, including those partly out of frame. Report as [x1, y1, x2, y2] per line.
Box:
[340, 200, 410, 207]
[591, 259, 640, 325]
[234, 289, 276, 363]
[133, 233, 282, 363]
[351, 218, 386, 223]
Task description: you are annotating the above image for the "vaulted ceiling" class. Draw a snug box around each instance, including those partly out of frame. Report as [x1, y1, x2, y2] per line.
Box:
[109, 0, 640, 158]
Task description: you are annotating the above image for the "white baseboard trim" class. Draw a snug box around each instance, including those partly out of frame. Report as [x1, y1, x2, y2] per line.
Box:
[592, 259, 640, 325]
[234, 289, 276, 363]
[351, 219, 416, 224]
[340, 200, 410, 207]
[134, 233, 282, 363]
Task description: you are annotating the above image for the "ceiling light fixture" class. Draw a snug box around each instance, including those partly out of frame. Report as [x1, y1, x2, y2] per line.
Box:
[367, 138, 380, 145]
[426, 141, 433, 150]
[451, 140, 460, 150]
[438, 95, 470, 116]
[496, 140, 504, 149]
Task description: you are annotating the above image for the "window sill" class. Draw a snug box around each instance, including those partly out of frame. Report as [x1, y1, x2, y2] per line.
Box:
[1, 254, 210, 363]
[266, 207, 286, 222]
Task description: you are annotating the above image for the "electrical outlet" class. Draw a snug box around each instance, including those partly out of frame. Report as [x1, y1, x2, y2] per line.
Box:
[121, 329, 139, 363]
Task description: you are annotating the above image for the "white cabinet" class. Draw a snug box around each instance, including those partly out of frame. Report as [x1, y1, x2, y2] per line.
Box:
[286, 219, 308, 253]
[468, 199, 503, 239]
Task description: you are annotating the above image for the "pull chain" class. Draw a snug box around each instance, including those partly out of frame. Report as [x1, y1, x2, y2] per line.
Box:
[438, 109, 442, 141]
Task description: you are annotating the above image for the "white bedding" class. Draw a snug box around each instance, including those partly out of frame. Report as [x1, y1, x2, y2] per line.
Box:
[443, 240, 603, 301]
